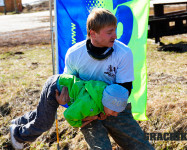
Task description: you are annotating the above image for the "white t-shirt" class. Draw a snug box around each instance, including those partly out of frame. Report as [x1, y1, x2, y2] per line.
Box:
[64, 40, 134, 85]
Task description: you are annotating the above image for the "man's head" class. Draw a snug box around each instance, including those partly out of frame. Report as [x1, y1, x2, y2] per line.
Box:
[87, 8, 117, 47]
[102, 84, 129, 116]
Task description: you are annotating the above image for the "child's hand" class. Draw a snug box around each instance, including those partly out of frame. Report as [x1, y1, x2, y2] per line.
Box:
[82, 116, 98, 121]
[98, 113, 107, 120]
[81, 116, 98, 128]
[55, 87, 70, 105]
[81, 120, 93, 128]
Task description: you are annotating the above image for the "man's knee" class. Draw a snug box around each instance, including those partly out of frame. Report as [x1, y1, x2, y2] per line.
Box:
[81, 120, 112, 150]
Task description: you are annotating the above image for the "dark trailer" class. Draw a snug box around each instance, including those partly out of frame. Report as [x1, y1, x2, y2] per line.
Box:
[148, 0, 187, 43]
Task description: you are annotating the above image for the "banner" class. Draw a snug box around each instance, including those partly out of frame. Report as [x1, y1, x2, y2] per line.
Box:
[55, 0, 150, 120]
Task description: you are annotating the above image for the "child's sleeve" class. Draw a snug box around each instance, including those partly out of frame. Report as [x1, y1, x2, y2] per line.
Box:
[63, 99, 91, 127]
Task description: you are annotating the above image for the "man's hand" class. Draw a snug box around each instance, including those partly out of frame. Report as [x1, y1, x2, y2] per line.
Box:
[98, 113, 107, 120]
[55, 87, 70, 105]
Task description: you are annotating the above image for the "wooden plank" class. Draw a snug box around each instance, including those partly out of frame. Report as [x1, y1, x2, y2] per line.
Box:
[152, 0, 187, 5]
[149, 14, 187, 21]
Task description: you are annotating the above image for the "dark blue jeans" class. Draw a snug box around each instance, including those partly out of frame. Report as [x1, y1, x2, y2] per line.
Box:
[13, 75, 59, 142]
[81, 103, 155, 150]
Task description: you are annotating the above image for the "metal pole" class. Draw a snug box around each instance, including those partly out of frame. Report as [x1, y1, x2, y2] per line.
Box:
[49, 0, 55, 75]
[56, 115, 60, 150]
[49, 0, 59, 149]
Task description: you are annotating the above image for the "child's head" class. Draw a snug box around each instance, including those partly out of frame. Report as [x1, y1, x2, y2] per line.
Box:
[102, 84, 129, 116]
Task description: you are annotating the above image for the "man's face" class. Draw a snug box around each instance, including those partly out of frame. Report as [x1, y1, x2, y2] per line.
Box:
[90, 25, 117, 48]
[104, 106, 119, 117]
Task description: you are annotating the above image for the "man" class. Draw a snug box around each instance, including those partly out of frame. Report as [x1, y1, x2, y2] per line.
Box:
[57, 8, 154, 150]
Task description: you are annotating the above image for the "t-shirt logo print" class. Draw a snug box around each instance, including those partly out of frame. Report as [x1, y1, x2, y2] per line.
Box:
[104, 65, 116, 78]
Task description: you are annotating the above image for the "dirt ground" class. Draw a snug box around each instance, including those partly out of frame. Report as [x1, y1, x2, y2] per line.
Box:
[0, 1, 52, 50]
[0, 27, 51, 49]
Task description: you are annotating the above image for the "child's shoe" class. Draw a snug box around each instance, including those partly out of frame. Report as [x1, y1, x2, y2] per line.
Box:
[11, 119, 17, 124]
[10, 124, 24, 150]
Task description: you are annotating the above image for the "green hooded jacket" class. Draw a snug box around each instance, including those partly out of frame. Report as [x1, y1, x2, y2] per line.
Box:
[57, 74, 107, 127]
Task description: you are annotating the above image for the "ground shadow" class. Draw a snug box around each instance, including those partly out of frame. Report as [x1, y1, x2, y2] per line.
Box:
[158, 42, 187, 53]
[0, 102, 11, 117]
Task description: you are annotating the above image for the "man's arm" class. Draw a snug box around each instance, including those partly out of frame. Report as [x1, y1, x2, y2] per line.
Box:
[118, 81, 132, 96]
[116, 46, 134, 93]
[63, 49, 78, 76]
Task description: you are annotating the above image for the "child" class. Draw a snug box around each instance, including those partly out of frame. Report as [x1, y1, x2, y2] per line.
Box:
[10, 74, 129, 149]
[57, 74, 129, 128]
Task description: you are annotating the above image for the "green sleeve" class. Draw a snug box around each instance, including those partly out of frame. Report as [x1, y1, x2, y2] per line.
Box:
[63, 104, 83, 127]
[63, 99, 88, 127]
[63, 94, 100, 127]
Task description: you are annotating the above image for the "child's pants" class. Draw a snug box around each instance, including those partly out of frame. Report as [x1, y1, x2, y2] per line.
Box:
[13, 75, 60, 142]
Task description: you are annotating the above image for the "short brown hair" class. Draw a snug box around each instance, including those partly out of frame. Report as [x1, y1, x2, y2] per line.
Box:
[87, 8, 117, 38]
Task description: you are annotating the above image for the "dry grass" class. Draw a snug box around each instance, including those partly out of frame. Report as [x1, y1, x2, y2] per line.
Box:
[139, 36, 187, 150]
[0, 35, 187, 149]
[0, 44, 53, 149]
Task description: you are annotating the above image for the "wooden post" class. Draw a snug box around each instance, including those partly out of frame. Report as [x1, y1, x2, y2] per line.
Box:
[14, 0, 18, 13]
[4, 0, 6, 14]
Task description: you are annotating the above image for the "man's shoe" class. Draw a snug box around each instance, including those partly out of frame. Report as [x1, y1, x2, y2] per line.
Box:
[10, 124, 24, 150]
